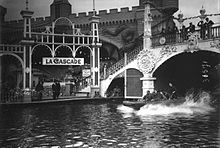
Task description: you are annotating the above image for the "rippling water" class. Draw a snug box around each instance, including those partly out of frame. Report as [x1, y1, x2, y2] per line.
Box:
[0, 94, 220, 148]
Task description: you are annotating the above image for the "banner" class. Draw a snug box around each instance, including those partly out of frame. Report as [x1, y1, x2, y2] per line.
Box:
[42, 57, 84, 65]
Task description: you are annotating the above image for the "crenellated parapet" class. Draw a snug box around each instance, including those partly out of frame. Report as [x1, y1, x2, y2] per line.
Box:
[1, 0, 177, 46]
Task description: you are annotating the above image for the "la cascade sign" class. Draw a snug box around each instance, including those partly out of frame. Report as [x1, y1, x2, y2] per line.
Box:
[42, 57, 84, 65]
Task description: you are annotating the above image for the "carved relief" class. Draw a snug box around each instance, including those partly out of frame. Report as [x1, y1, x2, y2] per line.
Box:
[160, 45, 177, 57]
[137, 50, 156, 74]
[137, 45, 178, 75]
[210, 39, 220, 49]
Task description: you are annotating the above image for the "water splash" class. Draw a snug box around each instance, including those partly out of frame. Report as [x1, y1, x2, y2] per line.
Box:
[117, 105, 135, 118]
[137, 90, 214, 116]
[117, 91, 215, 118]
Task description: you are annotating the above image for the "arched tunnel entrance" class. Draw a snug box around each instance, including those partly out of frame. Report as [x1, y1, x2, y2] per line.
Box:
[106, 77, 124, 97]
[153, 51, 220, 96]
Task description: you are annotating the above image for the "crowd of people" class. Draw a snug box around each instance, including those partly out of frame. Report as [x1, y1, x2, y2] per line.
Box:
[141, 90, 176, 102]
[160, 17, 214, 43]
[141, 83, 177, 102]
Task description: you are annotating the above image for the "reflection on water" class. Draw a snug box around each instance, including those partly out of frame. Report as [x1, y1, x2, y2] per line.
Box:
[0, 92, 220, 147]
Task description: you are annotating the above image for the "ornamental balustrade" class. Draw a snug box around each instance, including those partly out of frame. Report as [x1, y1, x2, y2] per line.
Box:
[31, 28, 93, 46]
[103, 44, 143, 79]
[152, 25, 220, 46]
[0, 44, 24, 53]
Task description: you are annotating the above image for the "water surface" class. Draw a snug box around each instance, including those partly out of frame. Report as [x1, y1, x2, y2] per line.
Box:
[0, 94, 219, 147]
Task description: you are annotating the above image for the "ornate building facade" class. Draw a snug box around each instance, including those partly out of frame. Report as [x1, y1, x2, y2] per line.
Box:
[0, 0, 179, 98]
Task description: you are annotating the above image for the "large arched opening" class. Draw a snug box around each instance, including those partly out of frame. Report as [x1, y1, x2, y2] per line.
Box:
[105, 77, 124, 97]
[153, 50, 220, 96]
[0, 54, 23, 91]
[32, 45, 53, 86]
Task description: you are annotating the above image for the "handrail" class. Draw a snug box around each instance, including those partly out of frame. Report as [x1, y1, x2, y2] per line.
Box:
[102, 44, 143, 79]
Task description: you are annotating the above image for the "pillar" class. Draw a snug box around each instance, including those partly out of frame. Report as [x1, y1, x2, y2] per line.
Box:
[140, 1, 156, 96]
[143, 0, 152, 50]
[20, 8, 34, 102]
[0, 56, 2, 100]
[89, 14, 102, 97]
[141, 74, 156, 95]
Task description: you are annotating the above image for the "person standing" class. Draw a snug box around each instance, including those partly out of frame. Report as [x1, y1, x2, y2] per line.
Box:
[205, 17, 214, 39]
[55, 81, 61, 99]
[168, 83, 177, 100]
[35, 81, 44, 101]
[180, 25, 187, 41]
[52, 81, 56, 99]
[187, 22, 195, 34]
[197, 20, 206, 39]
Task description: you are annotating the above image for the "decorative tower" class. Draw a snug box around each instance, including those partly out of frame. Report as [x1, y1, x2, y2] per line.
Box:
[50, 0, 72, 21]
[20, 0, 34, 101]
[89, 1, 102, 97]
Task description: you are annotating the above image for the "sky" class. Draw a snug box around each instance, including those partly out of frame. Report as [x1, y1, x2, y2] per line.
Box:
[0, 0, 219, 26]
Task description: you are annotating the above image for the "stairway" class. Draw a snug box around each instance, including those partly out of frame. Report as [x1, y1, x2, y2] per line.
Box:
[102, 45, 143, 80]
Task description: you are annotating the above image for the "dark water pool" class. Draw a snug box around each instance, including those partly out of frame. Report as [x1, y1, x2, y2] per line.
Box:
[0, 99, 219, 148]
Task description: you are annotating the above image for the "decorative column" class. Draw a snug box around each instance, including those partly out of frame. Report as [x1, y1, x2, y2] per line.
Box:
[89, 14, 102, 97]
[0, 56, 1, 100]
[143, 0, 152, 50]
[138, 0, 156, 96]
[20, 2, 34, 102]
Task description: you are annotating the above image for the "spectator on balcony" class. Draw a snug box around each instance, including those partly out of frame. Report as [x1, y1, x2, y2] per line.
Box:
[172, 25, 179, 43]
[187, 22, 195, 34]
[180, 25, 187, 41]
[197, 20, 206, 39]
[205, 17, 214, 39]
[160, 28, 166, 37]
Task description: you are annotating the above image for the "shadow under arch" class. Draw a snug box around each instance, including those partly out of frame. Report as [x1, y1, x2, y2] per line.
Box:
[55, 45, 73, 57]
[0, 53, 24, 89]
[0, 53, 24, 68]
[32, 44, 53, 56]
[75, 46, 92, 65]
[75, 45, 92, 56]
[153, 50, 220, 95]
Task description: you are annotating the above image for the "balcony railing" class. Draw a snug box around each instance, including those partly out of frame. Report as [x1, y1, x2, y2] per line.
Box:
[152, 25, 220, 46]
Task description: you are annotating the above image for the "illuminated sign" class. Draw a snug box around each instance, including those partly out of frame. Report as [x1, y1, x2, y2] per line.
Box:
[42, 57, 84, 65]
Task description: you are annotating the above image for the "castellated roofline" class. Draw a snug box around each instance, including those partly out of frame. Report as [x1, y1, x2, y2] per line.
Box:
[3, 4, 169, 27]
[4, 5, 140, 25]
[73, 6, 140, 17]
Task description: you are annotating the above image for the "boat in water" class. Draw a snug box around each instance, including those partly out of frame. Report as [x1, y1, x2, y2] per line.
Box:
[123, 98, 186, 110]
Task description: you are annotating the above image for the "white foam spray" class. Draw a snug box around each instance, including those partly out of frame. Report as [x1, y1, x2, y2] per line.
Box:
[137, 90, 214, 117]
[117, 91, 215, 118]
